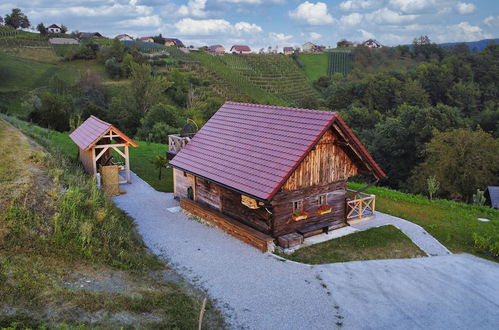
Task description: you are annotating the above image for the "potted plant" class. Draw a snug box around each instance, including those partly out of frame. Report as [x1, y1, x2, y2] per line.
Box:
[317, 204, 333, 215]
[292, 210, 310, 221]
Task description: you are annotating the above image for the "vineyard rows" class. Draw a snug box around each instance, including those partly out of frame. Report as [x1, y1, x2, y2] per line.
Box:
[327, 50, 352, 76]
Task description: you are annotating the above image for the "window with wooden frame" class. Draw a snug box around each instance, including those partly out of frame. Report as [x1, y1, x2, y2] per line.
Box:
[292, 200, 303, 212]
[318, 194, 327, 206]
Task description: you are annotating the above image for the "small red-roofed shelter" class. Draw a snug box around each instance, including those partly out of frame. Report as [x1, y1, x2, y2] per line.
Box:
[69, 115, 138, 183]
[169, 102, 386, 250]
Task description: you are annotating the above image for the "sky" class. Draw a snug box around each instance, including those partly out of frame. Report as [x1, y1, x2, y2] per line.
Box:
[2, 0, 498, 50]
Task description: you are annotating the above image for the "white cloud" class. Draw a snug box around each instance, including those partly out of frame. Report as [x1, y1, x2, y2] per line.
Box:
[340, 12, 363, 26]
[433, 21, 491, 42]
[339, 0, 378, 11]
[358, 28, 375, 40]
[174, 18, 263, 36]
[234, 22, 263, 33]
[389, 0, 435, 14]
[269, 32, 293, 41]
[456, 2, 476, 15]
[484, 15, 499, 28]
[122, 15, 161, 27]
[218, 0, 285, 4]
[177, 0, 207, 18]
[309, 32, 322, 40]
[288, 1, 335, 25]
[366, 8, 418, 24]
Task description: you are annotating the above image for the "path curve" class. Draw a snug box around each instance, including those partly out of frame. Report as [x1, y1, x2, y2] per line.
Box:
[113, 173, 499, 330]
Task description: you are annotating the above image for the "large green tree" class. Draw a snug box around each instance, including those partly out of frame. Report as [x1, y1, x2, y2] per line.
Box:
[129, 63, 172, 115]
[411, 128, 499, 202]
[4, 8, 30, 29]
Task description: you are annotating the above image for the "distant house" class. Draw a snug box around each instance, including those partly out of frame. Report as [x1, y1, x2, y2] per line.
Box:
[230, 45, 251, 54]
[139, 36, 154, 43]
[362, 39, 382, 48]
[283, 47, 294, 55]
[78, 32, 103, 39]
[47, 24, 62, 34]
[164, 38, 184, 47]
[337, 39, 358, 48]
[486, 187, 499, 209]
[49, 37, 79, 45]
[208, 44, 225, 55]
[116, 34, 133, 41]
[303, 42, 325, 53]
[0, 17, 5, 26]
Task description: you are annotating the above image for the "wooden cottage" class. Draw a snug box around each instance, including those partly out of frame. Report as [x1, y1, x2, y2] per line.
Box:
[69, 116, 138, 183]
[169, 102, 386, 251]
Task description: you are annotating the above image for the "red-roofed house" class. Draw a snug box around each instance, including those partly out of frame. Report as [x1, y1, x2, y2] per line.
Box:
[169, 102, 386, 251]
[69, 116, 138, 183]
[139, 36, 154, 43]
[230, 45, 251, 54]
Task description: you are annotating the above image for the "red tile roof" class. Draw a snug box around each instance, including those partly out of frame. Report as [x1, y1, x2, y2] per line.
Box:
[170, 102, 385, 200]
[69, 115, 137, 150]
[231, 45, 251, 52]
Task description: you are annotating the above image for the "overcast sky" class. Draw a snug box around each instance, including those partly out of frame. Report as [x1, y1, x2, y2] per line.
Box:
[2, 0, 498, 50]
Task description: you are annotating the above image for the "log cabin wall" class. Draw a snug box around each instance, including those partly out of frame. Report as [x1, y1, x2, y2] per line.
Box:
[271, 181, 346, 237]
[195, 177, 222, 210]
[282, 129, 359, 191]
[219, 187, 272, 234]
[173, 168, 196, 199]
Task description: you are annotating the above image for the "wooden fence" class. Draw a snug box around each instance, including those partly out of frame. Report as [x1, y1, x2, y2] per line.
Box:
[346, 189, 376, 222]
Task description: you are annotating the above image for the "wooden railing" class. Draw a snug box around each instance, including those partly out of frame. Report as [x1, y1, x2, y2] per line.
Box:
[168, 134, 191, 153]
[346, 189, 376, 222]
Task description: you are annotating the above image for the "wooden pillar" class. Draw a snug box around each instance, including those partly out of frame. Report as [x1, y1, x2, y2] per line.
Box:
[91, 147, 97, 176]
[125, 145, 131, 184]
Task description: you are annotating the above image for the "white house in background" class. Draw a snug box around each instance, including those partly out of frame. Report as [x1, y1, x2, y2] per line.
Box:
[47, 24, 62, 34]
[116, 34, 133, 41]
[283, 47, 294, 55]
[303, 42, 316, 53]
[362, 39, 382, 48]
[0, 17, 5, 26]
[230, 45, 251, 54]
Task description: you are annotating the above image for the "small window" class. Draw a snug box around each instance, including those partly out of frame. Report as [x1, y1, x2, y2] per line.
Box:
[293, 200, 303, 212]
[318, 194, 327, 206]
[183, 171, 187, 177]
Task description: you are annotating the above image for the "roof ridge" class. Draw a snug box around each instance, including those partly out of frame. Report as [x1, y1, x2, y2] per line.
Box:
[89, 115, 112, 127]
[224, 101, 335, 116]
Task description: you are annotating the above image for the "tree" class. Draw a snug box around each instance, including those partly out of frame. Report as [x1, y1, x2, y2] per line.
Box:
[129, 63, 173, 115]
[152, 33, 165, 45]
[4, 8, 30, 30]
[36, 23, 47, 35]
[426, 175, 440, 200]
[472, 189, 486, 206]
[136, 103, 184, 143]
[412, 128, 499, 202]
[28, 93, 70, 132]
[151, 155, 168, 180]
[60, 24, 68, 34]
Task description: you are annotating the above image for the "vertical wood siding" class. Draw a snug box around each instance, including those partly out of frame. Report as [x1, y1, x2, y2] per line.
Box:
[282, 129, 359, 191]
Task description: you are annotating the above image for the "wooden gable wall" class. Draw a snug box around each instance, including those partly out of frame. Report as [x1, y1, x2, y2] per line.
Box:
[281, 128, 359, 191]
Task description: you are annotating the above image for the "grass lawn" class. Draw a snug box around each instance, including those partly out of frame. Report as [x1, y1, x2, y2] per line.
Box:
[349, 183, 499, 261]
[298, 53, 329, 81]
[281, 225, 426, 264]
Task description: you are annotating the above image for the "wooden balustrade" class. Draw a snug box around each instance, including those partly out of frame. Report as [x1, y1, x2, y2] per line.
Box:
[346, 189, 376, 222]
[168, 134, 191, 153]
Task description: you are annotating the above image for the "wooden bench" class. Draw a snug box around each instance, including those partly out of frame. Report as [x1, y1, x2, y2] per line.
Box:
[297, 221, 335, 237]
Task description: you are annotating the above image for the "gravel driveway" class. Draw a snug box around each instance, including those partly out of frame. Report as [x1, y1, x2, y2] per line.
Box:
[113, 173, 499, 330]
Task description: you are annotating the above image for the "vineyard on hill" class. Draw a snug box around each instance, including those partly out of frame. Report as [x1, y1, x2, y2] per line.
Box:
[327, 50, 353, 76]
[190, 52, 322, 107]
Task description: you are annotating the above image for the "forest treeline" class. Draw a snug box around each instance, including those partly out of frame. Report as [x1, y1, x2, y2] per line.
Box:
[17, 36, 499, 203]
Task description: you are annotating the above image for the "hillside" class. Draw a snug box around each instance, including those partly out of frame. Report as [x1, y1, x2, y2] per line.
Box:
[0, 117, 225, 328]
[437, 38, 499, 52]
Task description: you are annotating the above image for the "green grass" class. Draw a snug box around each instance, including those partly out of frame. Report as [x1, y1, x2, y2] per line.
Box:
[297, 53, 329, 81]
[281, 225, 425, 264]
[349, 182, 499, 261]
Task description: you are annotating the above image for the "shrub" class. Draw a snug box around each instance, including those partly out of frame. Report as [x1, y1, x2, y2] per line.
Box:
[472, 233, 499, 258]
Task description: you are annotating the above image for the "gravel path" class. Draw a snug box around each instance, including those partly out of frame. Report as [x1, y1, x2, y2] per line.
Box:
[350, 212, 452, 256]
[113, 173, 499, 330]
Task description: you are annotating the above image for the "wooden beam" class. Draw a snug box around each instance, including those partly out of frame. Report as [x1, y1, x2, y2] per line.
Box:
[91, 147, 97, 176]
[95, 146, 109, 162]
[124, 145, 131, 183]
[111, 145, 126, 158]
[94, 143, 127, 149]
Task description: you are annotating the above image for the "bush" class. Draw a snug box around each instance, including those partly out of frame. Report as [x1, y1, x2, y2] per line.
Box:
[473, 233, 499, 258]
[105, 57, 122, 79]
[28, 93, 70, 132]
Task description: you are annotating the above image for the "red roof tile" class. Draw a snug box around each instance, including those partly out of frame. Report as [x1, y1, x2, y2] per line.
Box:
[231, 45, 251, 52]
[69, 115, 137, 150]
[169, 102, 386, 200]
